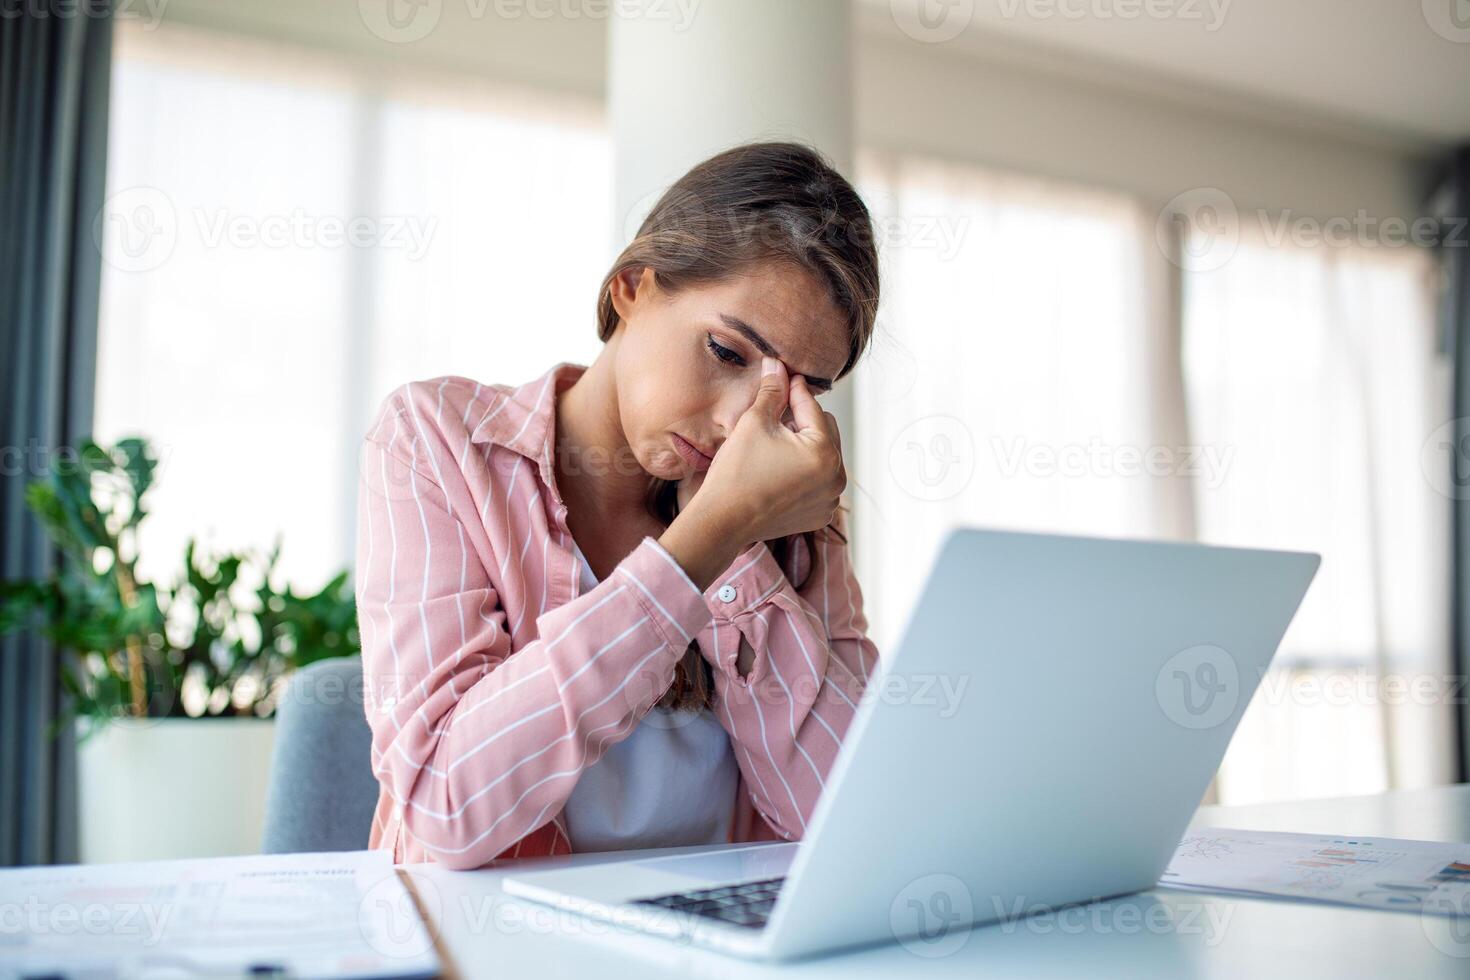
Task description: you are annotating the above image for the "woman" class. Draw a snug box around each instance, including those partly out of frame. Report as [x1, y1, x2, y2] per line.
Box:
[355, 140, 881, 870]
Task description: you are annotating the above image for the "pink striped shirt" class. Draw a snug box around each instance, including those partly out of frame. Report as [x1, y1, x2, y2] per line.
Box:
[354, 360, 879, 869]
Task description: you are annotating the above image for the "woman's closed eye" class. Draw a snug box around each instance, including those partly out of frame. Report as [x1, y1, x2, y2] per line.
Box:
[706, 334, 744, 367]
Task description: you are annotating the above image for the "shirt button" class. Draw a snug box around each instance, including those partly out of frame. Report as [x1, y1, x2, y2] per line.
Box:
[717, 584, 737, 603]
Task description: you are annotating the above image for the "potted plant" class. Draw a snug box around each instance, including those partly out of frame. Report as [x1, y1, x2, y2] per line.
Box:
[0, 437, 359, 861]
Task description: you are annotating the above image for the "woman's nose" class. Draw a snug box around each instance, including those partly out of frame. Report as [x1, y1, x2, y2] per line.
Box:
[713, 387, 753, 436]
[718, 381, 793, 433]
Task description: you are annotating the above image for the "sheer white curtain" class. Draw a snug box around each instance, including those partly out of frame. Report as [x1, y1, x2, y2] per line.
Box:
[852, 149, 1454, 804]
[369, 75, 613, 402]
[96, 21, 612, 592]
[1181, 224, 1454, 803]
[850, 150, 1193, 656]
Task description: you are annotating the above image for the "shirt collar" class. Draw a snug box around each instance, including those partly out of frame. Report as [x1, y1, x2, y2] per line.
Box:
[468, 360, 588, 477]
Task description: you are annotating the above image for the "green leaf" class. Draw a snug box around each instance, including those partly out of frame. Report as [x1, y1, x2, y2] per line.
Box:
[5, 434, 363, 738]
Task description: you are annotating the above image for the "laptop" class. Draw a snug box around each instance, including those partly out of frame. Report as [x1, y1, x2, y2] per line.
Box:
[502, 526, 1320, 961]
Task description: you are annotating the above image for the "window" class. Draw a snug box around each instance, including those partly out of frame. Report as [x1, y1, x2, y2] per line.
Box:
[96, 21, 612, 593]
[851, 150, 1190, 653]
[854, 150, 1453, 803]
[1182, 227, 1453, 803]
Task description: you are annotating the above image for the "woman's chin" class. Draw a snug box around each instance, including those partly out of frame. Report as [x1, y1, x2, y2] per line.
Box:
[639, 449, 685, 482]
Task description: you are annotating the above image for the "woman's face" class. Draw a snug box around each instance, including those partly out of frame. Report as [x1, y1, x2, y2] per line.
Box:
[609, 259, 849, 481]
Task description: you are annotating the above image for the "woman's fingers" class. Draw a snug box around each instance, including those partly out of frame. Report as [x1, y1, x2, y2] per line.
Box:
[789, 376, 843, 453]
[787, 374, 826, 434]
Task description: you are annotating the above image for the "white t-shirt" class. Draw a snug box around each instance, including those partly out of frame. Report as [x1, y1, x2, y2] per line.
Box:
[560, 537, 740, 852]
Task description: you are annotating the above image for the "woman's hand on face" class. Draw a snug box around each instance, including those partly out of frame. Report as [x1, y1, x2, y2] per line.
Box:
[689, 355, 845, 550]
[676, 394, 799, 514]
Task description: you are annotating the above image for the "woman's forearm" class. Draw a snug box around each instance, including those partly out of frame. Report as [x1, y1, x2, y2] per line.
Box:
[658, 500, 749, 593]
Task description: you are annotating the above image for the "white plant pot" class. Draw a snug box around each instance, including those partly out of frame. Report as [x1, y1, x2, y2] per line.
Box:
[76, 716, 277, 863]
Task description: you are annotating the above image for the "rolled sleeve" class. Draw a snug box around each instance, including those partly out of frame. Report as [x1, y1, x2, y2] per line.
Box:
[694, 518, 879, 840]
[616, 535, 715, 651]
[702, 541, 787, 620]
[695, 541, 793, 684]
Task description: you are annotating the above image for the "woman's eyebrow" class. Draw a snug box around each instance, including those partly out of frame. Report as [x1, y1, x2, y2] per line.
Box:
[717, 313, 834, 392]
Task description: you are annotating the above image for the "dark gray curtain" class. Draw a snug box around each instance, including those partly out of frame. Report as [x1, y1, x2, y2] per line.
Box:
[1440, 147, 1470, 785]
[0, 1, 114, 866]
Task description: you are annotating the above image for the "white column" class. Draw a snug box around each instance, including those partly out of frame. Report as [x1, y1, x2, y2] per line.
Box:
[608, 0, 857, 463]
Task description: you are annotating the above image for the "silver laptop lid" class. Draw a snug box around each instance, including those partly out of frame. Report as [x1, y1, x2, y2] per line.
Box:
[763, 526, 1320, 960]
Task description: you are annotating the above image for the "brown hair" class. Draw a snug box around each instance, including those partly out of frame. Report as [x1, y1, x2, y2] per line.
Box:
[594, 140, 880, 710]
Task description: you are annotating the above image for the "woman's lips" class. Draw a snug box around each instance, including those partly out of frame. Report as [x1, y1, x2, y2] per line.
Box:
[671, 433, 712, 472]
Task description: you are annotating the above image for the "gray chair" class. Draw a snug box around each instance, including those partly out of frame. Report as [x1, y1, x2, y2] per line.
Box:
[261, 656, 381, 853]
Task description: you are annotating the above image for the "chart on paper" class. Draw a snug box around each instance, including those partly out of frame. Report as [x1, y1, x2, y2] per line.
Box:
[1158, 827, 1470, 916]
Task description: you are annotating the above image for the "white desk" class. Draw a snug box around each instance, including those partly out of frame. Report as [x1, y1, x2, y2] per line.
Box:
[399, 785, 1470, 979]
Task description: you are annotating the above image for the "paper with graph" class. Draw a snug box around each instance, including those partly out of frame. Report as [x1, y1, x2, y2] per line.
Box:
[1159, 827, 1470, 917]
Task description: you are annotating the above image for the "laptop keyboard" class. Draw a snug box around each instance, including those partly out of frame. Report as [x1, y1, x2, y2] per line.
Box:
[631, 875, 786, 929]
